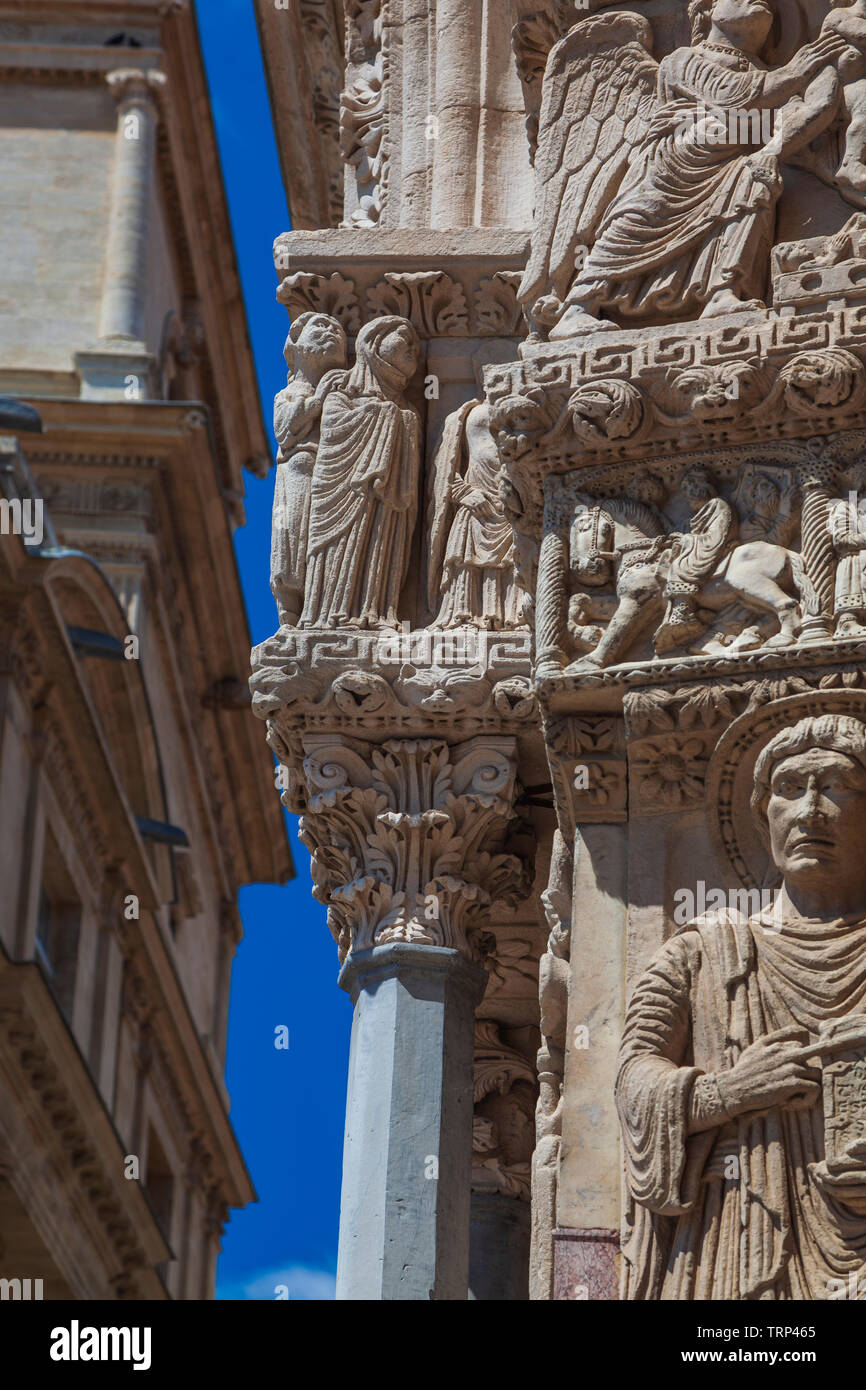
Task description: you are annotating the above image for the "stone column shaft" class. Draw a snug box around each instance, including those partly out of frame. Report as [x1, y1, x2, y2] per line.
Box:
[99, 69, 165, 343]
[535, 526, 569, 679]
[797, 456, 838, 644]
[431, 0, 482, 229]
[337, 944, 486, 1300]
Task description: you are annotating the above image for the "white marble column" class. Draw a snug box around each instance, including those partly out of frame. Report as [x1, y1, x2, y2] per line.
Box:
[100, 69, 165, 342]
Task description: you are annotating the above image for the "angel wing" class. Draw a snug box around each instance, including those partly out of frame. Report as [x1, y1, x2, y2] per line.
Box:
[519, 12, 658, 311]
[424, 398, 477, 616]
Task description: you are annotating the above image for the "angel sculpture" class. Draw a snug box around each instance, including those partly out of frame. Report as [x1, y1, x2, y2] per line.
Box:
[519, 1, 852, 339]
[426, 399, 522, 630]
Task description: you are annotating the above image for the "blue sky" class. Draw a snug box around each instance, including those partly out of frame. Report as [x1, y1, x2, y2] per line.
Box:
[196, 1, 350, 1301]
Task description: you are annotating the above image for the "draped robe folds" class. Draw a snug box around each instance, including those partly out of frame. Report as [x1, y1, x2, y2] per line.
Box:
[299, 384, 421, 628]
[578, 48, 782, 319]
[617, 912, 866, 1299]
[271, 371, 343, 620]
[830, 499, 866, 614]
[669, 496, 737, 592]
[437, 413, 520, 629]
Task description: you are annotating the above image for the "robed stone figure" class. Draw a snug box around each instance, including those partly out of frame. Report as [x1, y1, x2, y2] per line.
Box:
[617, 714, 866, 1299]
[299, 315, 421, 630]
[270, 312, 347, 626]
[427, 399, 521, 630]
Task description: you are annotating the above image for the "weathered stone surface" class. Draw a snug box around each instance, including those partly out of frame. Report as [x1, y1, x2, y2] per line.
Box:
[256, 0, 866, 1302]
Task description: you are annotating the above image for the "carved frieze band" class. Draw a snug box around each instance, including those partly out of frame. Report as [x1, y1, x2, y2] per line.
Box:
[276, 267, 525, 338]
[526, 433, 866, 690]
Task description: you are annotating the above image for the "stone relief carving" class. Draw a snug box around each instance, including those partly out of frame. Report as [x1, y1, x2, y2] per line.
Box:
[301, 0, 345, 224]
[519, 4, 866, 339]
[276, 271, 361, 335]
[486, 335, 866, 547]
[254, 0, 866, 1309]
[296, 736, 532, 962]
[340, 0, 388, 228]
[830, 464, 866, 634]
[270, 313, 348, 626]
[366, 271, 469, 336]
[530, 829, 572, 1298]
[528, 441, 866, 679]
[250, 629, 533, 745]
[474, 272, 525, 337]
[427, 399, 523, 631]
[276, 265, 527, 339]
[294, 315, 421, 630]
[472, 1019, 537, 1203]
[618, 709, 866, 1299]
[511, 3, 578, 164]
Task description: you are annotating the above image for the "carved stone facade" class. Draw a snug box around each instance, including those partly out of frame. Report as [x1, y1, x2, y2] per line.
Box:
[256, 0, 866, 1301]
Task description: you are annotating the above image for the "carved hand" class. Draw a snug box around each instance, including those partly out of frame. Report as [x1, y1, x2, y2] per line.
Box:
[715, 1026, 821, 1119]
[788, 34, 850, 86]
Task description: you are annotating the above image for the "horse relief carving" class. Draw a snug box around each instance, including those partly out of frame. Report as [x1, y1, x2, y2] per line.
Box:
[541, 459, 856, 673]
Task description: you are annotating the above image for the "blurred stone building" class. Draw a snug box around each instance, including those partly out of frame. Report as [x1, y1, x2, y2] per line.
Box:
[0, 0, 290, 1299]
[252, 0, 866, 1303]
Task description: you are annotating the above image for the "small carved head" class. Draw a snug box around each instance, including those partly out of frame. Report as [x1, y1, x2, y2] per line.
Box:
[625, 474, 666, 509]
[487, 392, 550, 460]
[570, 505, 614, 585]
[283, 312, 347, 374]
[681, 466, 716, 505]
[352, 315, 420, 392]
[747, 472, 779, 513]
[703, 0, 773, 54]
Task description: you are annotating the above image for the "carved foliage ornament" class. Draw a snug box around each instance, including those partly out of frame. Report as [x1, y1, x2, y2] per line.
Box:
[297, 737, 531, 962]
[276, 269, 526, 339]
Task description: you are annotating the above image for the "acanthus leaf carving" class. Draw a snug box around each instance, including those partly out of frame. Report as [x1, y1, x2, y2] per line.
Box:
[366, 271, 469, 337]
[275, 272, 360, 334]
[474, 271, 525, 336]
[297, 736, 532, 963]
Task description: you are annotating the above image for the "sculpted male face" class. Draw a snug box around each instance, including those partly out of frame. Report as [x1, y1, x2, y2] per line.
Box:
[767, 747, 866, 895]
[711, 0, 774, 53]
[296, 314, 345, 368]
[750, 476, 777, 510]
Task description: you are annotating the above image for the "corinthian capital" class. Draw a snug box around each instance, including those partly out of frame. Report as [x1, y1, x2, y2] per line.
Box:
[298, 735, 531, 962]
